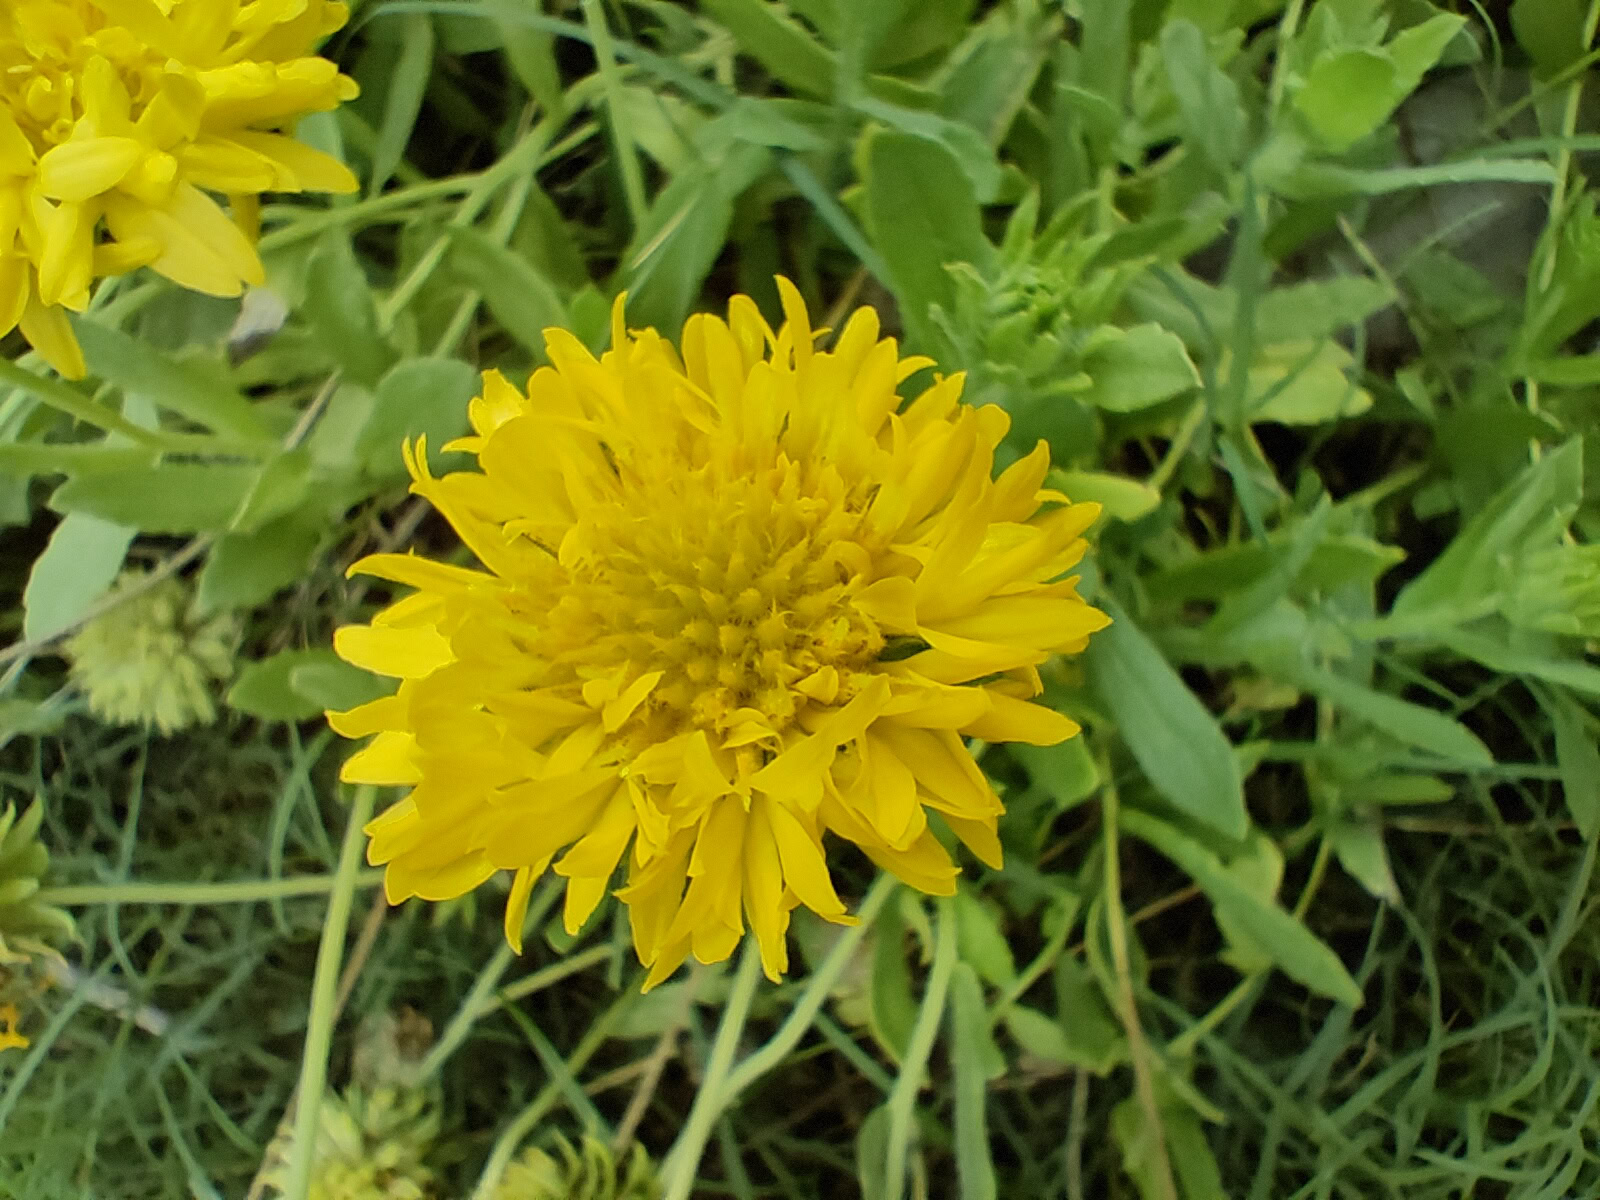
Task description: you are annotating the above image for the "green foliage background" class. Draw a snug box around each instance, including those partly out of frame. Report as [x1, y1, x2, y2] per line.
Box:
[3, 0, 1600, 1197]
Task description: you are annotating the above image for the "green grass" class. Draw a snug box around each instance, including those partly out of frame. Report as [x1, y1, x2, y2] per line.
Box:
[5, 1, 1600, 1197]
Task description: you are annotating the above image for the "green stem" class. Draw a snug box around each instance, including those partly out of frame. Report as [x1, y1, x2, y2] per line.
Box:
[469, 981, 642, 1200]
[418, 879, 562, 1079]
[883, 896, 958, 1200]
[718, 874, 896, 1098]
[660, 943, 764, 1200]
[280, 785, 378, 1200]
[36, 870, 383, 907]
[0, 358, 238, 455]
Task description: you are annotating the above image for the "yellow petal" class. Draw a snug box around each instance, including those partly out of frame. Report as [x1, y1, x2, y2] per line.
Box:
[339, 730, 421, 785]
[19, 296, 86, 379]
[37, 138, 142, 202]
[103, 183, 264, 298]
[503, 863, 541, 953]
[765, 800, 851, 921]
[962, 692, 1081, 746]
[334, 623, 453, 679]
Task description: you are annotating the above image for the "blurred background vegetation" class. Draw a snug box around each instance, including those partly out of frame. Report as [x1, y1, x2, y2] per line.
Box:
[4, 0, 1600, 1197]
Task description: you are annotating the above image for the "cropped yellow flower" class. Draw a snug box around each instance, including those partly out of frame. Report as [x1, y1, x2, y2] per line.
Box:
[331, 281, 1109, 988]
[0, 0, 359, 378]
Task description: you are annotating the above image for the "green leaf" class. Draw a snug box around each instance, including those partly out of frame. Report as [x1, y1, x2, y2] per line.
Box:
[953, 888, 1015, 987]
[229, 451, 314, 534]
[1267, 158, 1555, 200]
[228, 649, 342, 721]
[869, 898, 917, 1063]
[74, 320, 270, 443]
[861, 129, 992, 350]
[1246, 340, 1372, 424]
[197, 513, 323, 615]
[369, 12, 434, 193]
[1512, 0, 1590, 74]
[290, 659, 392, 713]
[1545, 689, 1600, 839]
[1052, 470, 1161, 522]
[359, 357, 480, 477]
[1294, 49, 1398, 150]
[51, 464, 260, 533]
[699, 0, 835, 98]
[490, 0, 565, 119]
[22, 513, 134, 641]
[852, 97, 1003, 202]
[1119, 808, 1364, 1006]
[1086, 598, 1248, 839]
[622, 142, 771, 335]
[1392, 439, 1581, 626]
[302, 234, 397, 387]
[948, 964, 999, 1200]
[1253, 277, 1395, 344]
[855, 1104, 891, 1200]
[1288, 663, 1493, 765]
[1160, 20, 1246, 174]
[1078, 324, 1200, 413]
[448, 226, 569, 359]
[0, 441, 156, 479]
[1330, 819, 1400, 903]
[1051, 954, 1127, 1073]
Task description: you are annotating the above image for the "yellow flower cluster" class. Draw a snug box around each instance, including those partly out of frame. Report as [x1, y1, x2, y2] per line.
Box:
[331, 283, 1109, 988]
[1, 0, 358, 377]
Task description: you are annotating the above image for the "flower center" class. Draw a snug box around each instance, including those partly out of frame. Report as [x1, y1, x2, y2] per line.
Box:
[2, 5, 167, 150]
[538, 453, 886, 743]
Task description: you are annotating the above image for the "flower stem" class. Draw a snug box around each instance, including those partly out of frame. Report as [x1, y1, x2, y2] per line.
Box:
[882, 895, 958, 1200]
[660, 942, 764, 1200]
[279, 785, 378, 1200]
[36, 870, 384, 908]
[660, 875, 899, 1196]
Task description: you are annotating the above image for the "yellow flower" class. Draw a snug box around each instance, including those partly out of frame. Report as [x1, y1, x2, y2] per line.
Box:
[0, 1002, 27, 1052]
[0, 0, 359, 378]
[330, 281, 1109, 989]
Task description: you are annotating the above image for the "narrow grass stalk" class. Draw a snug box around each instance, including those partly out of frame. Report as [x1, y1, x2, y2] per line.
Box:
[279, 785, 378, 1200]
[37, 870, 384, 907]
[660, 942, 764, 1200]
[581, 0, 648, 231]
[883, 895, 959, 1200]
[418, 879, 562, 1079]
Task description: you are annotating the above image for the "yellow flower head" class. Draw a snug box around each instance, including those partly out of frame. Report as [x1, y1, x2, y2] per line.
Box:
[0, 0, 359, 377]
[331, 281, 1110, 988]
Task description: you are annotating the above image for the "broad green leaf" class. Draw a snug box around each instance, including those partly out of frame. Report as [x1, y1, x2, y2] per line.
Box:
[74, 320, 270, 443]
[949, 964, 1000, 1200]
[852, 97, 1003, 201]
[861, 129, 991, 350]
[855, 1104, 891, 1200]
[228, 649, 341, 721]
[1512, 0, 1590, 74]
[0, 442, 156, 479]
[51, 464, 259, 533]
[359, 358, 480, 477]
[1160, 20, 1246, 174]
[1051, 954, 1126, 1074]
[1253, 277, 1395, 344]
[700, 0, 835, 97]
[491, 0, 564, 119]
[1247, 340, 1372, 424]
[302, 234, 397, 387]
[1003, 1005, 1082, 1066]
[622, 142, 771, 335]
[1392, 439, 1581, 625]
[953, 888, 1015, 987]
[935, 4, 1049, 144]
[1295, 49, 1397, 150]
[290, 659, 393, 713]
[1011, 736, 1099, 814]
[1112, 1090, 1227, 1200]
[1119, 808, 1364, 1005]
[1078, 324, 1200, 413]
[448, 226, 569, 358]
[1213, 830, 1285, 974]
[869, 898, 917, 1063]
[1288, 663, 1493, 765]
[369, 12, 434, 193]
[230, 451, 313, 534]
[1052, 470, 1160, 522]
[1545, 689, 1600, 839]
[197, 513, 323, 615]
[1086, 598, 1247, 839]
[1331, 819, 1400, 903]
[22, 513, 134, 641]
[1437, 626, 1600, 698]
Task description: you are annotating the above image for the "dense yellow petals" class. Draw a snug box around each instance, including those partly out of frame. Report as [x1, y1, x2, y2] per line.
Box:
[0, 0, 357, 375]
[330, 282, 1108, 987]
